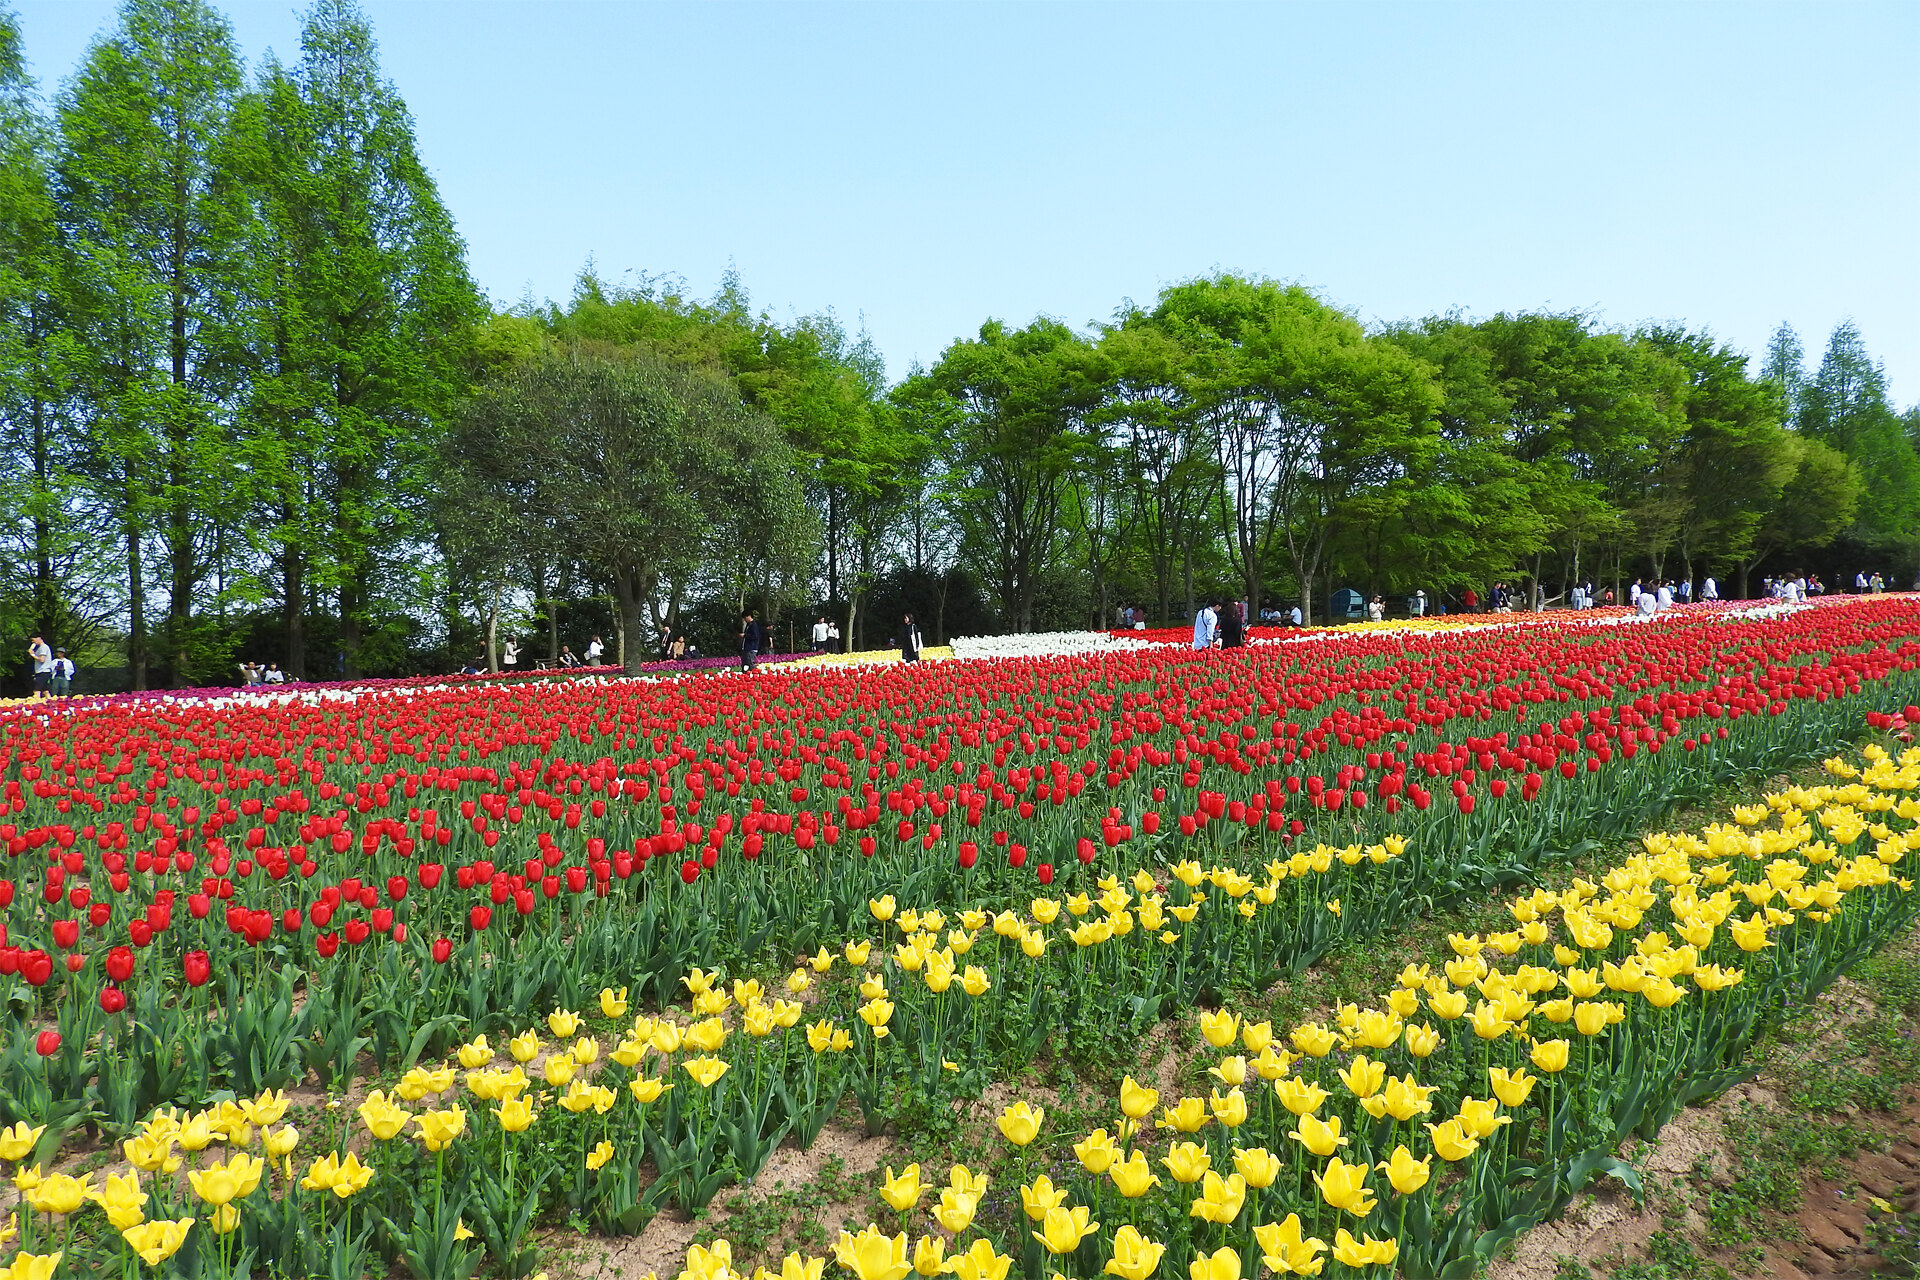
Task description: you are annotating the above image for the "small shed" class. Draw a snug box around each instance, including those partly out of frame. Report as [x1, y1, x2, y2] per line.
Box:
[1330, 588, 1366, 620]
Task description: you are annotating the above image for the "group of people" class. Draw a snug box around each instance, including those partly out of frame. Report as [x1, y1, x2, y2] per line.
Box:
[463, 634, 609, 675]
[1190, 601, 1254, 650]
[808, 617, 845, 652]
[238, 660, 288, 685]
[23, 635, 75, 698]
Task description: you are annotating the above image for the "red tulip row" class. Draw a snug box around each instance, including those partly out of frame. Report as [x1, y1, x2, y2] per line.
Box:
[0, 597, 1916, 1116]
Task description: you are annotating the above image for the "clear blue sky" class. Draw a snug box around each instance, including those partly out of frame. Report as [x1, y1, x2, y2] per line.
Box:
[16, 0, 1919, 403]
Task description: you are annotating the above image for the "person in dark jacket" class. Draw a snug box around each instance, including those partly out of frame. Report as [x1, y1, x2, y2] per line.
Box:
[738, 610, 762, 670]
[1219, 601, 1244, 649]
[901, 613, 923, 662]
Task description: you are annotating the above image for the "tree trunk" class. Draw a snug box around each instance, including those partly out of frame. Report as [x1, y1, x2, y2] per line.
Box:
[127, 522, 148, 691]
[611, 572, 645, 675]
[283, 541, 306, 680]
[485, 582, 500, 673]
[30, 394, 56, 639]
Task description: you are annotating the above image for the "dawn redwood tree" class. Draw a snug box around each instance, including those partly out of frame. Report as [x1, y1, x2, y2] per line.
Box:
[55, 0, 250, 686]
[235, 0, 481, 677]
[1800, 321, 1920, 556]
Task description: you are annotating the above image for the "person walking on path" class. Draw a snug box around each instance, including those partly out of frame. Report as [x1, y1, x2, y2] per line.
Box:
[1192, 602, 1218, 650]
[811, 617, 829, 651]
[901, 613, 923, 663]
[738, 610, 762, 671]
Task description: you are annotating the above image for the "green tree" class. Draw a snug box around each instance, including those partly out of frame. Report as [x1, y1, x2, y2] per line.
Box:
[1740, 434, 1861, 594]
[1799, 320, 1920, 551]
[450, 354, 815, 674]
[55, 0, 250, 686]
[1153, 275, 1440, 622]
[234, 0, 482, 677]
[920, 318, 1100, 632]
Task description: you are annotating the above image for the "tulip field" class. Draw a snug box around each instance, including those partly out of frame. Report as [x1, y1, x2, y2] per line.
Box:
[3, 597, 1920, 1278]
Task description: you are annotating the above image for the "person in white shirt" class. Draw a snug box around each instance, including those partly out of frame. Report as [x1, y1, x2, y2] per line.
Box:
[264, 663, 285, 683]
[1192, 604, 1218, 650]
[501, 639, 518, 669]
[49, 650, 74, 696]
[1409, 590, 1426, 618]
[26, 635, 51, 699]
[585, 636, 604, 664]
[1368, 596, 1385, 622]
[826, 621, 841, 653]
[1856, 571, 1869, 593]
[1700, 577, 1717, 601]
[1636, 589, 1658, 617]
[1655, 582, 1672, 611]
[811, 617, 829, 651]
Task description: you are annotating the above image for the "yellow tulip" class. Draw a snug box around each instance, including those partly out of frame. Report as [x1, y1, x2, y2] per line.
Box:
[301, 1151, 374, 1198]
[1032, 1204, 1100, 1255]
[1231, 1147, 1280, 1189]
[93, 1169, 147, 1230]
[1208, 1088, 1248, 1128]
[1531, 1038, 1571, 1073]
[122, 1216, 194, 1266]
[1290, 1023, 1337, 1057]
[543, 1054, 577, 1087]
[586, 1141, 614, 1171]
[846, 940, 873, 965]
[860, 975, 890, 1001]
[0, 1123, 45, 1164]
[1019, 1174, 1069, 1221]
[1161, 1141, 1211, 1184]
[1455, 1097, 1511, 1140]
[187, 1153, 261, 1208]
[547, 1009, 581, 1038]
[1253, 1215, 1326, 1276]
[835, 1227, 911, 1280]
[1102, 1225, 1166, 1280]
[1289, 1113, 1348, 1157]
[912, 1234, 946, 1277]
[1119, 1076, 1160, 1119]
[572, 1036, 602, 1065]
[1186, 1246, 1240, 1280]
[457, 1036, 493, 1069]
[509, 1030, 542, 1063]
[686, 1017, 729, 1053]
[1158, 1096, 1209, 1133]
[1338, 1055, 1385, 1099]
[1274, 1077, 1327, 1116]
[1405, 1022, 1442, 1057]
[4, 1252, 61, 1280]
[683, 1056, 731, 1089]
[1110, 1150, 1161, 1198]
[1425, 1117, 1480, 1161]
[123, 1131, 181, 1175]
[1198, 1009, 1240, 1047]
[996, 1101, 1043, 1146]
[1377, 1145, 1431, 1194]
[494, 1093, 536, 1132]
[1074, 1129, 1119, 1175]
[1331, 1229, 1399, 1267]
[945, 1238, 1011, 1280]
[930, 1187, 978, 1233]
[415, 1107, 466, 1153]
[1313, 1155, 1376, 1216]
[1488, 1066, 1537, 1108]
[1187, 1171, 1246, 1224]
[868, 896, 897, 922]
[880, 1164, 924, 1213]
[176, 1112, 217, 1152]
[1574, 1002, 1613, 1036]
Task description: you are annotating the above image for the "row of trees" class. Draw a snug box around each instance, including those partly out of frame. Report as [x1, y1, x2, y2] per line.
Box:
[3, 0, 1916, 686]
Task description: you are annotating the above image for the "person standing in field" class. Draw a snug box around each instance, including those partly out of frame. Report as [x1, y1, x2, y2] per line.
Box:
[1220, 601, 1245, 648]
[49, 649, 74, 697]
[584, 635, 604, 665]
[738, 610, 762, 670]
[1192, 602, 1217, 650]
[901, 613, 923, 662]
[26, 634, 51, 699]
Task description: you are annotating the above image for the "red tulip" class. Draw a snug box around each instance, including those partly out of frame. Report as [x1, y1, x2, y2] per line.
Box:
[431, 937, 453, 964]
[99, 985, 126, 1014]
[35, 1030, 60, 1056]
[183, 950, 211, 987]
